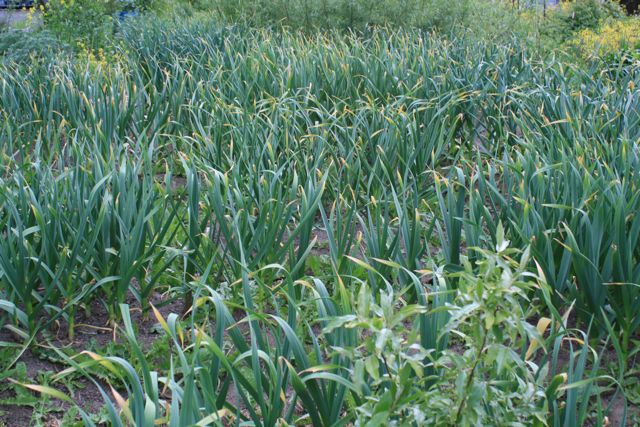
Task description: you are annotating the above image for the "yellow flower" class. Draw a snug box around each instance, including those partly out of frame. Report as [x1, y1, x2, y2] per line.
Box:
[571, 18, 640, 59]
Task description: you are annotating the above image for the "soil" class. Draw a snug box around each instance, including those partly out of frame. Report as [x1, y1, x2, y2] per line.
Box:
[0, 343, 107, 427]
[0, 290, 183, 426]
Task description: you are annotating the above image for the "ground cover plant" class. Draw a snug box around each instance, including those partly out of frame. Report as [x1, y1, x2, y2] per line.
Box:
[0, 2, 639, 426]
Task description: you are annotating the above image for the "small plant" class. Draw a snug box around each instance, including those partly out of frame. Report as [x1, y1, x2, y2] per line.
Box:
[331, 231, 550, 425]
[426, 232, 548, 425]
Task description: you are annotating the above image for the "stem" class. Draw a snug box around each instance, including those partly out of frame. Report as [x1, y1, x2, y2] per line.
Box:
[380, 353, 399, 413]
[68, 308, 75, 341]
[454, 316, 491, 424]
[622, 328, 629, 364]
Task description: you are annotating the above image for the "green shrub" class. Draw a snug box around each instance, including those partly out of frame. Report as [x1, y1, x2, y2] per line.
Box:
[338, 238, 550, 425]
[540, 0, 624, 44]
[209, 0, 526, 39]
[564, 0, 604, 31]
[44, 0, 116, 50]
[570, 17, 640, 62]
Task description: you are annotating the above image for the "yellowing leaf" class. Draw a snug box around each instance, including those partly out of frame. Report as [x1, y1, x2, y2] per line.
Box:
[346, 256, 378, 274]
[525, 317, 552, 360]
[111, 385, 134, 423]
[151, 303, 170, 334]
[9, 380, 73, 403]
